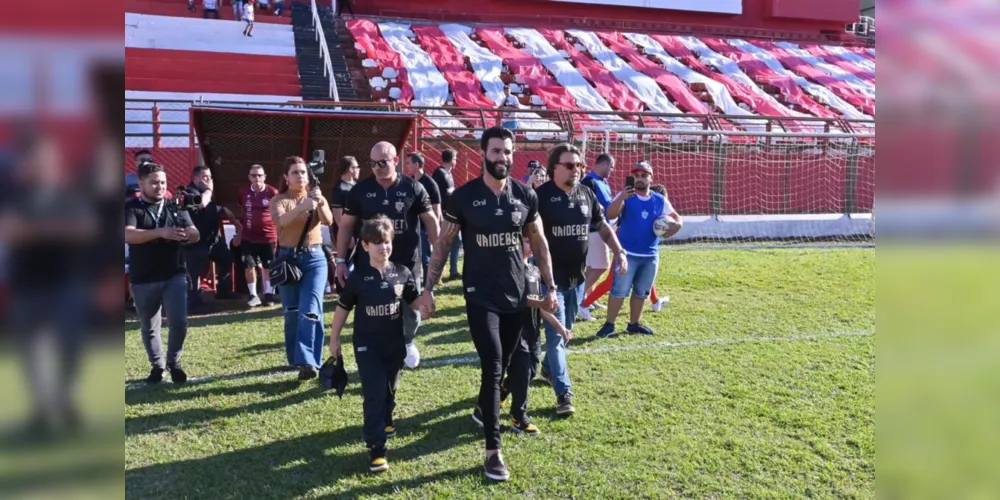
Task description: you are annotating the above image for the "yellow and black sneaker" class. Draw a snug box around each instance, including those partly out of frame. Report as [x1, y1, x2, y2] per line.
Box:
[385, 425, 396, 439]
[509, 416, 540, 436]
[499, 377, 510, 409]
[369, 446, 389, 473]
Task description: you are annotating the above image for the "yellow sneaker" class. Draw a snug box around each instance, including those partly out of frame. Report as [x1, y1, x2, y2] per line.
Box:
[385, 425, 396, 438]
[510, 416, 540, 436]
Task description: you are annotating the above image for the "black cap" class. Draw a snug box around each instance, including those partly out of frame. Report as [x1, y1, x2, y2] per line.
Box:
[319, 356, 349, 398]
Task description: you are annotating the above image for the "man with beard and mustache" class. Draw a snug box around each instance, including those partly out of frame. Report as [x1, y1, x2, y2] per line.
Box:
[522, 143, 626, 417]
[125, 162, 201, 385]
[418, 126, 558, 482]
[595, 161, 681, 339]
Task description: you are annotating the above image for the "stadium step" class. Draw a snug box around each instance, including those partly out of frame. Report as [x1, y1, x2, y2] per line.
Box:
[288, 3, 363, 102]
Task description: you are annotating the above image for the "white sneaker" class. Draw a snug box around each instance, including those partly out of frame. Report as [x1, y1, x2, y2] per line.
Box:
[247, 295, 262, 307]
[651, 297, 670, 312]
[590, 301, 606, 310]
[404, 343, 421, 368]
[577, 307, 595, 322]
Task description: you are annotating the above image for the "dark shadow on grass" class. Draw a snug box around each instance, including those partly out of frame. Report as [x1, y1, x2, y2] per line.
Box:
[124, 364, 295, 389]
[124, 298, 341, 330]
[125, 396, 481, 499]
[126, 382, 330, 436]
[126, 377, 301, 407]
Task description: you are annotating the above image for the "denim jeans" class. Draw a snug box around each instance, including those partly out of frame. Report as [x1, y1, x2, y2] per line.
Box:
[131, 274, 189, 369]
[278, 245, 328, 369]
[610, 254, 658, 299]
[541, 283, 580, 397]
[448, 232, 461, 276]
[420, 230, 432, 280]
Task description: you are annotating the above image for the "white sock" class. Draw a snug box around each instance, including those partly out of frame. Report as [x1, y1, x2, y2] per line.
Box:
[248, 283, 258, 297]
[262, 281, 273, 295]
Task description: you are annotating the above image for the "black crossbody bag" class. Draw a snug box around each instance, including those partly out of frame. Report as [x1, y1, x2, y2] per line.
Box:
[269, 211, 314, 287]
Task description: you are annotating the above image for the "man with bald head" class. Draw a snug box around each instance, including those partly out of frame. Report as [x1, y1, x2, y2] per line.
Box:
[335, 141, 440, 373]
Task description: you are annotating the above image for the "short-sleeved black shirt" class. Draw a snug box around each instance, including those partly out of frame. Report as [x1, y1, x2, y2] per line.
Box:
[187, 184, 221, 247]
[445, 177, 538, 313]
[432, 167, 455, 212]
[125, 197, 194, 285]
[329, 179, 355, 250]
[337, 262, 419, 353]
[343, 175, 431, 270]
[415, 173, 441, 208]
[534, 181, 606, 289]
[0, 189, 90, 290]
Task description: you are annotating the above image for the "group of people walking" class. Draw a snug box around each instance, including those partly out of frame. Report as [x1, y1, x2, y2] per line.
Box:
[126, 125, 681, 481]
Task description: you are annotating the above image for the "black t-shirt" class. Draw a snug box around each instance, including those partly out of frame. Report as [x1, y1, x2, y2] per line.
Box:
[445, 177, 538, 313]
[125, 197, 194, 285]
[0, 189, 90, 290]
[416, 173, 441, 208]
[523, 262, 542, 341]
[534, 181, 606, 289]
[187, 184, 221, 247]
[337, 262, 419, 353]
[329, 179, 355, 247]
[432, 167, 455, 212]
[343, 175, 431, 269]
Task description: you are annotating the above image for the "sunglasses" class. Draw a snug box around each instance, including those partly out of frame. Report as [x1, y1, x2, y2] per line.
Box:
[369, 159, 394, 169]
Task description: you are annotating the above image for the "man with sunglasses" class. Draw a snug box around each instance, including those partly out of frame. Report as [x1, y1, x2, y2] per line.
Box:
[335, 141, 440, 369]
[237, 164, 279, 307]
[531, 143, 627, 416]
[595, 161, 679, 339]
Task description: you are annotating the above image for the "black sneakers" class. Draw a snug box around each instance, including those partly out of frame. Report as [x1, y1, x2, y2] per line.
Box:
[168, 363, 188, 385]
[298, 366, 317, 382]
[146, 367, 165, 384]
[509, 415, 540, 436]
[596, 322, 617, 339]
[556, 393, 575, 416]
[484, 453, 509, 481]
[626, 323, 655, 335]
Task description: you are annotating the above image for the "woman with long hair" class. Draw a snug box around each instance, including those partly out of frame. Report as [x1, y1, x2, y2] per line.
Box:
[269, 156, 335, 380]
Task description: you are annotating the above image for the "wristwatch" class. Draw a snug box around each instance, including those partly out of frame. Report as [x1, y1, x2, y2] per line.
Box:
[334, 258, 346, 264]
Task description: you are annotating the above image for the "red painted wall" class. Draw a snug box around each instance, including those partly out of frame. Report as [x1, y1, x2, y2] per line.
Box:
[359, 0, 860, 36]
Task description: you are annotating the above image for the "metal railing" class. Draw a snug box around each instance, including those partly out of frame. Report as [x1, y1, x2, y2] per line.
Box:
[312, 0, 340, 102]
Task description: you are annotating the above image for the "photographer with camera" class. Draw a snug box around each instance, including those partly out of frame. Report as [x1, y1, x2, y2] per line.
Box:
[125, 162, 201, 385]
[184, 166, 241, 312]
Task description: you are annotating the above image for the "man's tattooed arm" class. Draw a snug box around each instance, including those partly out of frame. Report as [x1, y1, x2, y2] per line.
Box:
[425, 219, 461, 292]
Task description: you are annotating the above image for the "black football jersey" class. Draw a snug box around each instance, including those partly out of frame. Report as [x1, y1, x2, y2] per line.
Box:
[534, 180, 606, 289]
[337, 262, 419, 350]
[343, 175, 431, 270]
[444, 177, 538, 313]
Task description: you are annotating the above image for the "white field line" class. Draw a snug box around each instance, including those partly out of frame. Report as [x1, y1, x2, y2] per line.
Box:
[125, 330, 873, 391]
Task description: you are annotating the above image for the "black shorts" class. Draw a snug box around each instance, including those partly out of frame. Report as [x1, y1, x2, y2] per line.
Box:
[242, 241, 276, 268]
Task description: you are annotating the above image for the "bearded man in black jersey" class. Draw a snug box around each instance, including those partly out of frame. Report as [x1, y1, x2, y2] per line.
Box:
[533, 143, 627, 415]
[419, 126, 558, 482]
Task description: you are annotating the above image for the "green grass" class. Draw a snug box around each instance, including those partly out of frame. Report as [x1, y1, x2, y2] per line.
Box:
[125, 247, 874, 499]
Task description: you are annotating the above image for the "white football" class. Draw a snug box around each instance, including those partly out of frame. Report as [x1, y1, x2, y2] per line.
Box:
[653, 215, 682, 238]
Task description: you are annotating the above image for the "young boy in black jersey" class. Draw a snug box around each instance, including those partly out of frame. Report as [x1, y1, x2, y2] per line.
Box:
[329, 215, 422, 473]
[496, 236, 572, 435]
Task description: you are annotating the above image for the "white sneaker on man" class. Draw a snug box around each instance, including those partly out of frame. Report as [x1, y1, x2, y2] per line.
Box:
[404, 343, 421, 368]
[651, 297, 670, 312]
[577, 307, 595, 322]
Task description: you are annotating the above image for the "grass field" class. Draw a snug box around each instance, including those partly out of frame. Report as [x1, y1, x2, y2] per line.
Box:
[125, 247, 874, 499]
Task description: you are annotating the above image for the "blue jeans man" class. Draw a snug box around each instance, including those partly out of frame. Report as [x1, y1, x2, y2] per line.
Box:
[278, 245, 328, 371]
[421, 230, 461, 279]
[540, 282, 582, 405]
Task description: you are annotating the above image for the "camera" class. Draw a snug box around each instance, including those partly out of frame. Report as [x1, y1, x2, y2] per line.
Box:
[307, 149, 326, 185]
[171, 185, 203, 212]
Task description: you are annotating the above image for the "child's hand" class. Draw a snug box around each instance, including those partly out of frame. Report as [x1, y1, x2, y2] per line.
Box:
[560, 327, 573, 345]
[329, 336, 341, 358]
